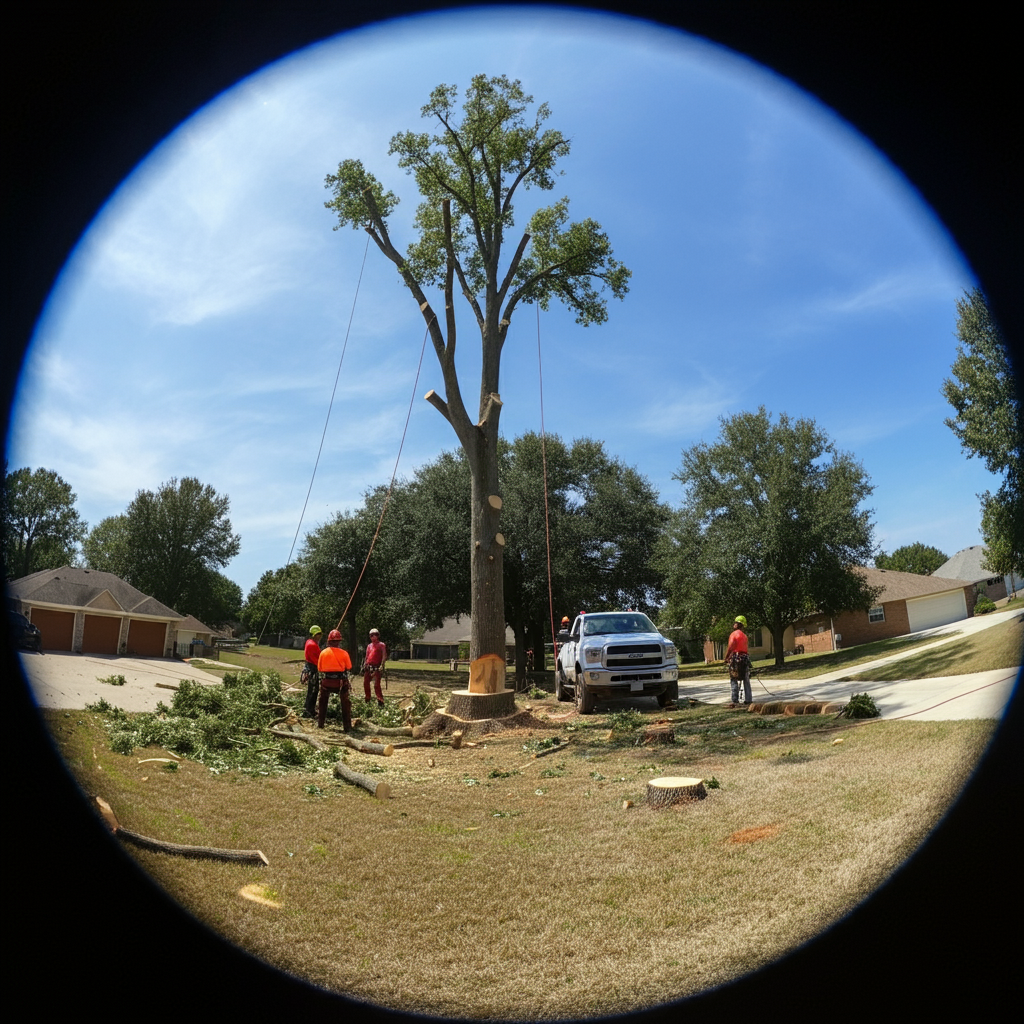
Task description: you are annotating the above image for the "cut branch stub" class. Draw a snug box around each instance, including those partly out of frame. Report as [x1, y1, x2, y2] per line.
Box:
[488, 494, 503, 510]
[645, 776, 707, 809]
[495, 532, 505, 547]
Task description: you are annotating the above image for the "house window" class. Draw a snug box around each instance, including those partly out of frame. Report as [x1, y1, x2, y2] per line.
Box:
[868, 605, 885, 623]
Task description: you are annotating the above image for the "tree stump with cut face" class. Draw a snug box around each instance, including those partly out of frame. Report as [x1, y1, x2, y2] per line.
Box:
[645, 776, 706, 809]
[445, 688, 517, 720]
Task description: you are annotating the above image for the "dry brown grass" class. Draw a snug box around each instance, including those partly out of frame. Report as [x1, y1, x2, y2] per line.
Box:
[49, 698, 994, 1020]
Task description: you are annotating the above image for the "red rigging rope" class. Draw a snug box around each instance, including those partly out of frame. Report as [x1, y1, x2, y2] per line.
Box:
[257, 234, 371, 645]
[537, 303, 558, 668]
[335, 318, 432, 631]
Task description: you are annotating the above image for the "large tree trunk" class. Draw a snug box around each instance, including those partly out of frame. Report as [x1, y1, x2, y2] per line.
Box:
[772, 620, 786, 667]
[467, 410, 506, 661]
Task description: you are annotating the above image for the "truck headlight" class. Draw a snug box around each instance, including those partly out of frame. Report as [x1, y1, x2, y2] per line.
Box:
[584, 647, 602, 661]
[663, 643, 676, 659]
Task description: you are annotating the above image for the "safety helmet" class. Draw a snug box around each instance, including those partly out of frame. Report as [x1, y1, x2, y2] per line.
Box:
[328, 629, 343, 641]
[369, 627, 380, 636]
[561, 616, 570, 624]
[309, 625, 322, 635]
[734, 615, 747, 627]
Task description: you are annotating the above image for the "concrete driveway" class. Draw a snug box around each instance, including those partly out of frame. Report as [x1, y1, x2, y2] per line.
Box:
[19, 650, 223, 712]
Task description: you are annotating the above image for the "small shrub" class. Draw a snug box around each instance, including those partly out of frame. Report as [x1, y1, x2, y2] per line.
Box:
[607, 709, 644, 733]
[526, 685, 547, 700]
[86, 697, 114, 713]
[974, 595, 997, 614]
[276, 740, 304, 766]
[97, 674, 126, 686]
[488, 767, 521, 778]
[704, 776, 721, 789]
[843, 692, 881, 719]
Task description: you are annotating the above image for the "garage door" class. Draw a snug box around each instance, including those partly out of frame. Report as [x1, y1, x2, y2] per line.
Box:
[30, 608, 75, 651]
[126, 620, 168, 657]
[82, 614, 122, 655]
[907, 589, 968, 632]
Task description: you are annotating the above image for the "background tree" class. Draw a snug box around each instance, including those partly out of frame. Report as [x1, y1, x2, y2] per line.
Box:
[875, 542, 949, 575]
[659, 408, 879, 667]
[84, 477, 240, 612]
[3, 466, 87, 578]
[188, 568, 243, 627]
[82, 515, 131, 577]
[942, 288, 1023, 577]
[325, 75, 629, 661]
[241, 564, 306, 637]
[301, 489, 408, 662]
[391, 433, 667, 677]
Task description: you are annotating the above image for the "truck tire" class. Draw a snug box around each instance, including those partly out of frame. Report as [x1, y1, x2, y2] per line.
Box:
[657, 681, 679, 707]
[555, 665, 571, 702]
[575, 667, 595, 714]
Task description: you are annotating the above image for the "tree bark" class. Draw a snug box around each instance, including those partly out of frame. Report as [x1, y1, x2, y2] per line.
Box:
[772, 619, 786, 667]
[333, 761, 391, 800]
[645, 777, 707, 809]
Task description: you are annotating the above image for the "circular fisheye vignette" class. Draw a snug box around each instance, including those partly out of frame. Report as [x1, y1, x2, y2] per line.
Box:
[6, 4, 1015, 1019]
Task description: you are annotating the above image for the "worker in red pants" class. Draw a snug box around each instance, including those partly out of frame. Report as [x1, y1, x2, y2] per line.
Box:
[362, 627, 388, 705]
[317, 629, 353, 730]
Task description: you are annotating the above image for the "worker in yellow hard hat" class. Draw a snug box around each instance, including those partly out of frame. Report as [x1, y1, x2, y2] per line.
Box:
[726, 615, 752, 706]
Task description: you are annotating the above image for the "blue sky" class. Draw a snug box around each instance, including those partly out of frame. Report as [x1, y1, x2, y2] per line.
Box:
[7, 6, 995, 599]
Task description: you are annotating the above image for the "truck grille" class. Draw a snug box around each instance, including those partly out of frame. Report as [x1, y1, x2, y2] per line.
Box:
[609, 672, 663, 683]
[605, 643, 663, 667]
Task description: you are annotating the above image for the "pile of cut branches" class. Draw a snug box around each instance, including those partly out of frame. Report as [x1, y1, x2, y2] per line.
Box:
[86, 670, 338, 776]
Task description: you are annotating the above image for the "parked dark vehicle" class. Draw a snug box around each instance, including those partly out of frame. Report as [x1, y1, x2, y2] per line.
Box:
[9, 610, 42, 653]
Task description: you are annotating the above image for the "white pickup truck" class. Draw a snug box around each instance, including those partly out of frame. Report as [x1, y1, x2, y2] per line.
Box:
[555, 611, 679, 714]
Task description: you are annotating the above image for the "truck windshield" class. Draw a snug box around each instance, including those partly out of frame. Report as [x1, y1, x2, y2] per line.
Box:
[582, 613, 657, 636]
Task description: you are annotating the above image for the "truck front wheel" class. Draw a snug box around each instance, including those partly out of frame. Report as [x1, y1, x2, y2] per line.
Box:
[657, 681, 679, 707]
[555, 664, 571, 702]
[575, 667, 595, 714]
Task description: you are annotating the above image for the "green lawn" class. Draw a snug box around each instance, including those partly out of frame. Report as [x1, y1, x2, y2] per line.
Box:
[846, 613, 1022, 681]
[678, 630, 955, 682]
[52, 696, 993, 1020]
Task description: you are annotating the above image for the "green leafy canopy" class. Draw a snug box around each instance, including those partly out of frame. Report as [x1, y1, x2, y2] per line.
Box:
[323, 74, 629, 326]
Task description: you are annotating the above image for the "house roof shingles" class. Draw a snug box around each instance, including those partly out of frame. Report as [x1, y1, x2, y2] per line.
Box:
[858, 566, 975, 604]
[8, 566, 181, 620]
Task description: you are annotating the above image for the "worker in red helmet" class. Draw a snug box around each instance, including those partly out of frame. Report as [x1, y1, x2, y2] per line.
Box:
[316, 629, 353, 730]
[362, 627, 388, 706]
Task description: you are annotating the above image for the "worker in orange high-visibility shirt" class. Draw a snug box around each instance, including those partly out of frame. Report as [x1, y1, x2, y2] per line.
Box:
[317, 630, 353, 730]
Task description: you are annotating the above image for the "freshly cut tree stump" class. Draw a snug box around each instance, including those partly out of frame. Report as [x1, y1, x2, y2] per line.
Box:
[641, 723, 675, 745]
[645, 776, 706, 808]
[413, 707, 548, 738]
[333, 761, 392, 800]
[446, 688, 517, 721]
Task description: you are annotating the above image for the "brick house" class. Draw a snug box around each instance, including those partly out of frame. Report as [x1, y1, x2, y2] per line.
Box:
[702, 566, 977, 660]
[8, 565, 181, 656]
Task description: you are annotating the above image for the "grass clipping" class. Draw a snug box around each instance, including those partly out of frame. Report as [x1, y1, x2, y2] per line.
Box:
[86, 670, 337, 776]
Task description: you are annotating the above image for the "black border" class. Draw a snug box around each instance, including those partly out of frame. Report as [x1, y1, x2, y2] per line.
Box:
[4, 3, 1020, 1020]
